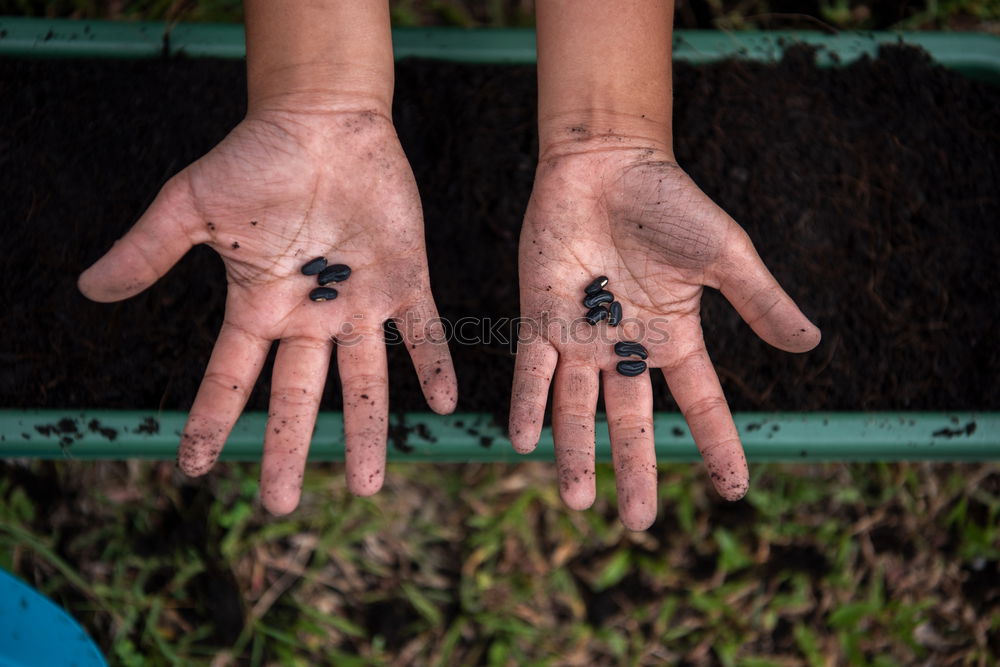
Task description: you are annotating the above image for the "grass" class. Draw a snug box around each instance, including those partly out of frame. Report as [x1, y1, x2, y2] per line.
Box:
[1, 458, 997, 664]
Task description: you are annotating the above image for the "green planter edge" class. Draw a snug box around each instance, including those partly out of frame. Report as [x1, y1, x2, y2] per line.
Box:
[0, 18, 998, 83]
[1, 18, 997, 461]
[1, 411, 996, 462]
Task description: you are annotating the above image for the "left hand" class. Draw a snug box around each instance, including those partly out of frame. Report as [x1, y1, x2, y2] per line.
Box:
[78, 108, 457, 514]
[509, 145, 821, 530]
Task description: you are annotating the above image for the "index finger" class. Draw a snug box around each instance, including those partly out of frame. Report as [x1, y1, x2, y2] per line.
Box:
[659, 338, 748, 501]
[508, 335, 558, 454]
[397, 298, 457, 414]
[178, 320, 270, 476]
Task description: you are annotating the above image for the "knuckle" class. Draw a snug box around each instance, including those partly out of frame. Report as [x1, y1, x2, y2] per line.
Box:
[699, 436, 745, 457]
[514, 368, 552, 386]
[340, 372, 384, 395]
[509, 402, 546, 429]
[269, 385, 317, 410]
[344, 427, 386, 444]
[726, 225, 755, 259]
[611, 415, 653, 439]
[555, 445, 593, 463]
[281, 336, 330, 353]
[120, 234, 161, 277]
[401, 302, 441, 329]
[683, 395, 730, 422]
[201, 369, 248, 394]
[415, 356, 450, 380]
[512, 375, 551, 405]
[559, 359, 594, 374]
[614, 453, 657, 477]
[555, 408, 594, 431]
[221, 318, 262, 343]
[741, 284, 783, 321]
[664, 346, 703, 374]
[343, 430, 388, 468]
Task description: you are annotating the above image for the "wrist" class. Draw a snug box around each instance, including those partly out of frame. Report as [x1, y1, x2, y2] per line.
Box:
[535, 0, 676, 162]
[247, 76, 393, 119]
[244, 0, 394, 117]
[240, 105, 397, 156]
[538, 109, 673, 163]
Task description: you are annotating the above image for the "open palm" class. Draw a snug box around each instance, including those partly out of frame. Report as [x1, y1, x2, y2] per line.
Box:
[79, 110, 456, 514]
[510, 149, 820, 530]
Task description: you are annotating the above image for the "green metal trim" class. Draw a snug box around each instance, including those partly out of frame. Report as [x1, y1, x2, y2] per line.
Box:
[673, 30, 1000, 83]
[1, 411, 996, 462]
[1, 18, 998, 82]
[0, 18, 174, 58]
[392, 26, 536, 63]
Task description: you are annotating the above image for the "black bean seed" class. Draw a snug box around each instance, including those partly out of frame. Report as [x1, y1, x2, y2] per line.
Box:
[616, 360, 648, 377]
[309, 287, 338, 302]
[317, 264, 352, 285]
[301, 257, 327, 275]
[585, 306, 609, 325]
[584, 275, 610, 294]
[608, 301, 623, 326]
[583, 290, 614, 308]
[614, 341, 648, 359]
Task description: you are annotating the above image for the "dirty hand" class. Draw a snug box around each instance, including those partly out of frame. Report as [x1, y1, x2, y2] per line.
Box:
[509, 146, 820, 530]
[78, 109, 457, 513]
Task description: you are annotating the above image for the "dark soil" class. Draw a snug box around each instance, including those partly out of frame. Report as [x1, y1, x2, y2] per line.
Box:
[1, 45, 998, 414]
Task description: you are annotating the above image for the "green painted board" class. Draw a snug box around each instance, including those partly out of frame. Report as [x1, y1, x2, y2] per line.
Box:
[0, 18, 998, 83]
[1, 411, 995, 462]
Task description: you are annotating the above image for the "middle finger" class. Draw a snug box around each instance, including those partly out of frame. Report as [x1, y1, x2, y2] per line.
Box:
[337, 328, 390, 497]
[602, 367, 657, 531]
[552, 360, 600, 510]
[261, 335, 333, 515]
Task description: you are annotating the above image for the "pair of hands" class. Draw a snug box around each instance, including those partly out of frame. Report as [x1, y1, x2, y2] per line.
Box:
[78, 107, 819, 530]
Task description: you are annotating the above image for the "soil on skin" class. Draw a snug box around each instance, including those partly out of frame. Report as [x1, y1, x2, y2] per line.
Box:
[1, 46, 998, 416]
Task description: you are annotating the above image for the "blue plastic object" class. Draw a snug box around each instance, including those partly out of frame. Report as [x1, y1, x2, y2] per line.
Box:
[0, 569, 107, 667]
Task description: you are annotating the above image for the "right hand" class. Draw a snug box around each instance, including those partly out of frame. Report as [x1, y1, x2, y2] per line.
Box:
[78, 106, 457, 514]
[509, 143, 820, 530]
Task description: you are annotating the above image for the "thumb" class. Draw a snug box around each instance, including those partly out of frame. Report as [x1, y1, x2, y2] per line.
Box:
[78, 173, 199, 303]
[716, 227, 821, 353]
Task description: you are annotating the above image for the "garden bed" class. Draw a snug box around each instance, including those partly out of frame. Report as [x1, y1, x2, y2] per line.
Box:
[1, 45, 998, 417]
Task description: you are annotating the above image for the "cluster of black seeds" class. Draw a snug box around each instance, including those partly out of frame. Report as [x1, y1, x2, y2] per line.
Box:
[613, 341, 648, 376]
[301, 257, 352, 301]
[582, 276, 648, 376]
[582, 275, 620, 325]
